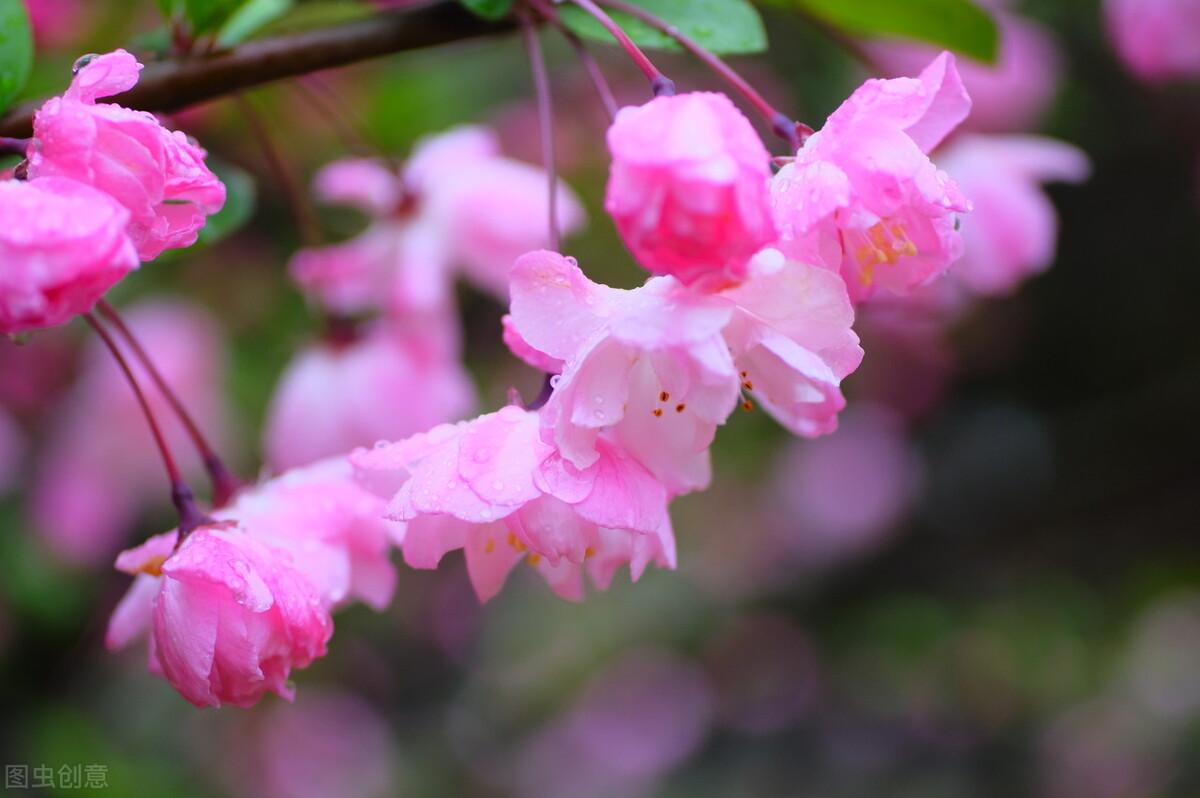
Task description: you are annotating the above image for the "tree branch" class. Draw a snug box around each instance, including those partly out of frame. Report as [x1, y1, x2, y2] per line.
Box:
[0, 2, 512, 138]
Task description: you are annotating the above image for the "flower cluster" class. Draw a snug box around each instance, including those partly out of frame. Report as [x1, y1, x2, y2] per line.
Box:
[0, 50, 224, 334]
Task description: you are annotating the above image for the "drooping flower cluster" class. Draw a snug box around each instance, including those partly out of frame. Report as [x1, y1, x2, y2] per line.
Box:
[0, 50, 224, 334]
[263, 126, 585, 471]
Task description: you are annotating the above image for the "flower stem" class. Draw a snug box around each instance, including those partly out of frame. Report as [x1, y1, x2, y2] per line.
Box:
[596, 0, 804, 149]
[0, 136, 28, 155]
[560, 0, 675, 96]
[520, 10, 561, 251]
[529, 0, 618, 120]
[84, 313, 206, 534]
[96, 300, 242, 507]
[234, 94, 322, 248]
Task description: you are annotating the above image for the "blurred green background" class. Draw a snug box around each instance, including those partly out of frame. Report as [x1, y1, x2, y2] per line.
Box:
[2, 1, 1200, 796]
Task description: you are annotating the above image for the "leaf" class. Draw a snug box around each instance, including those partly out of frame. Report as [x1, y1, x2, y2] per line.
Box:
[560, 0, 767, 55]
[459, 0, 513, 20]
[255, 0, 375, 37]
[782, 0, 998, 63]
[0, 0, 33, 115]
[197, 158, 256, 246]
[217, 0, 295, 45]
[185, 0, 246, 33]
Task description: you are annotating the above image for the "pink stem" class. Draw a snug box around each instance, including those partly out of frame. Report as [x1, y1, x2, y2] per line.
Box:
[562, 0, 675, 96]
[520, 10, 562, 251]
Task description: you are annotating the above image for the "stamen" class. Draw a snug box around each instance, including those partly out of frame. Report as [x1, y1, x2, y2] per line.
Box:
[659, 391, 670, 402]
[526, 553, 542, 566]
[675, 403, 686, 413]
[485, 537, 495, 554]
[584, 546, 596, 559]
[742, 400, 755, 412]
[653, 408, 663, 417]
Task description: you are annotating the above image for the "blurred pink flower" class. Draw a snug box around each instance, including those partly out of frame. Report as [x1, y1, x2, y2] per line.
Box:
[351, 405, 675, 602]
[768, 404, 923, 567]
[772, 52, 971, 303]
[0, 176, 138, 333]
[291, 126, 584, 314]
[1105, 0, 1200, 83]
[0, 331, 75, 418]
[0, 407, 24, 495]
[866, 6, 1063, 132]
[227, 691, 395, 798]
[109, 526, 332, 709]
[27, 50, 225, 260]
[33, 300, 233, 566]
[516, 651, 714, 798]
[263, 322, 475, 472]
[939, 134, 1090, 296]
[23, 0, 84, 47]
[605, 92, 777, 289]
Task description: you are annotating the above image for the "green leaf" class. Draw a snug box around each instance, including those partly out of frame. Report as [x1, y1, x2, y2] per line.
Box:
[559, 0, 767, 56]
[459, 0, 513, 20]
[255, 0, 374, 37]
[0, 0, 33, 115]
[217, 0, 295, 45]
[186, 0, 246, 33]
[197, 158, 256, 246]
[782, 0, 998, 62]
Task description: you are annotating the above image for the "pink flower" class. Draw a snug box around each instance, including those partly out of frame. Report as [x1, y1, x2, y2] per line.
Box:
[27, 50, 226, 260]
[507, 250, 739, 494]
[505, 250, 861, 490]
[212, 457, 398, 610]
[938, 134, 1090, 296]
[721, 249, 863, 437]
[772, 52, 972, 303]
[291, 127, 584, 313]
[1105, 0, 1200, 83]
[351, 405, 675, 602]
[33, 300, 233, 566]
[866, 5, 1063, 132]
[108, 526, 332, 708]
[605, 92, 776, 288]
[0, 176, 137, 333]
[263, 322, 475, 472]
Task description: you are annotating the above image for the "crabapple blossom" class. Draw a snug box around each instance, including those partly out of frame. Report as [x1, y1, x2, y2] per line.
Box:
[351, 405, 675, 602]
[33, 301, 233, 566]
[938, 135, 1091, 296]
[771, 52, 971, 303]
[26, 49, 226, 260]
[1105, 0, 1200, 83]
[0, 176, 138, 333]
[263, 321, 475, 472]
[507, 250, 739, 494]
[866, 2, 1063, 132]
[605, 92, 776, 288]
[291, 126, 584, 316]
[506, 250, 861, 491]
[108, 526, 332, 708]
[213, 457, 400, 610]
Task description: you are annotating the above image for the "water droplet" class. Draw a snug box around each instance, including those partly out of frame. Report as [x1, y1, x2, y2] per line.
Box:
[593, 395, 604, 404]
[565, 256, 578, 267]
[550, 375, 562, 388]
[481, 508, 494, 520]
[374, 440, 388, 449]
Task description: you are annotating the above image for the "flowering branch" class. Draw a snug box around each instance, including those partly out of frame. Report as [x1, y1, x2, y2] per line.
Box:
[0, 2, 512, 138]
[560, 0, 675, 96]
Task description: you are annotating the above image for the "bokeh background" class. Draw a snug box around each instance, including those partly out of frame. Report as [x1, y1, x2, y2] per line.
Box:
[2, 1, 1200, 796]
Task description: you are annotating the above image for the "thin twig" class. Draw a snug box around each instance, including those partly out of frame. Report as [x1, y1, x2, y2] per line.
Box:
[520, 11, 561, 251]
[597, 0, 802, 149]
[235, 94, 322, 247]
[561, 0, 674, 96]
[96, 300, 242, 507]
[84, 313, 206, 533]
[530, 0, 618, 120]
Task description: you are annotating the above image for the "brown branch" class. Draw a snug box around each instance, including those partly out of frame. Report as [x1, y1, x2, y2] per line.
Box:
[0, 2, 512, 138]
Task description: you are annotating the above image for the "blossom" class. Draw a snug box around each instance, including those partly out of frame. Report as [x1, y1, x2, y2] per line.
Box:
[0, 176, 137, 333]
[107, 526, 332, 708]
[351, 405, 675, 602]
[865, 3, 1063, 132]
[27, 49, 225, 260]
[263, 321, 475, 472]
[290, 126, 584, 315]
[33, 301, 233, 566]
[507, 250, 739, 494]
[1105, 0, 1200, 83]
[605, 92, 776, 288]
[505, 250, 861, 491]
[212, 457, 398, 610]
[771, 52, 972, 303]
[937, 134, 1090, 296]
